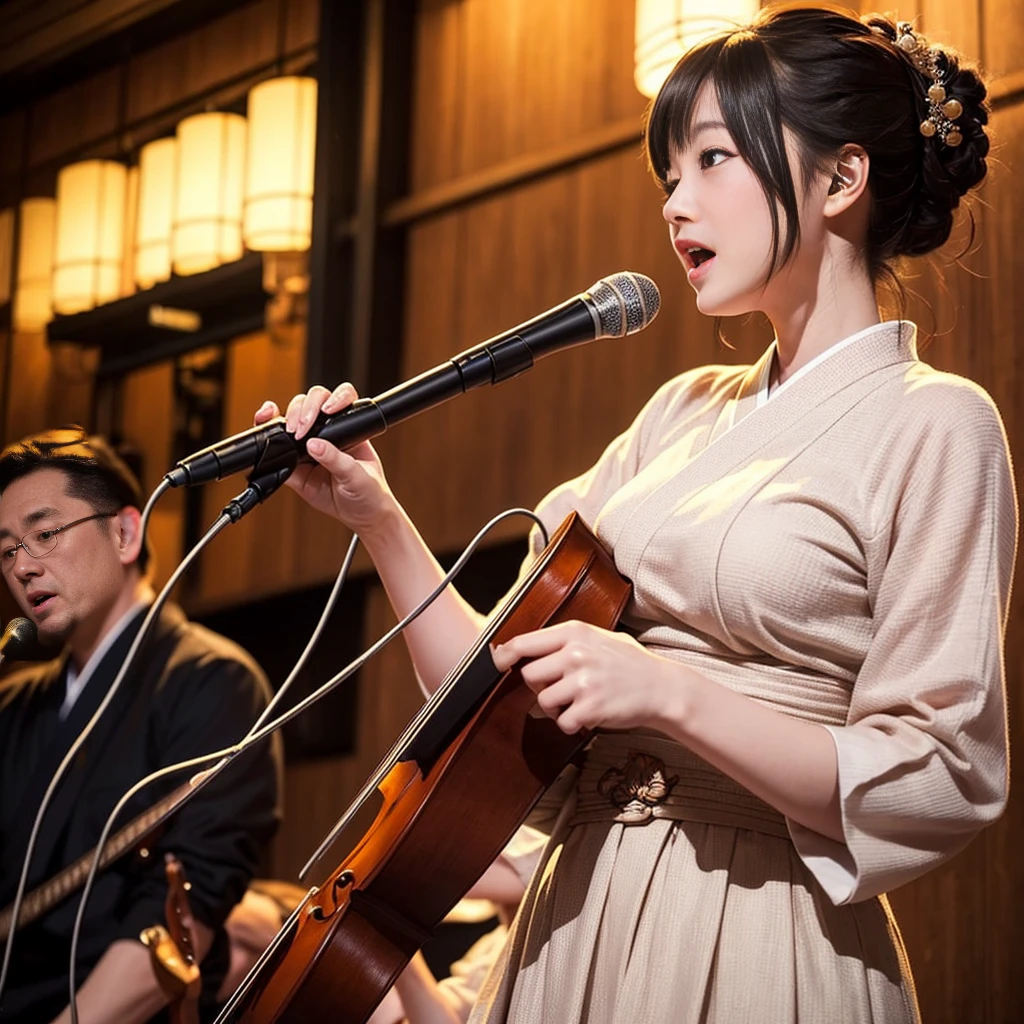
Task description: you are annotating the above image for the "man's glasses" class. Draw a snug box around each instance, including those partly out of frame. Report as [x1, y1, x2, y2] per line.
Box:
[0, 512, 119, 571]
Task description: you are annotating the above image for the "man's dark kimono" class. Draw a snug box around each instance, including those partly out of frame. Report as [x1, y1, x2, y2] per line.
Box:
[0, 603, 281, 1023]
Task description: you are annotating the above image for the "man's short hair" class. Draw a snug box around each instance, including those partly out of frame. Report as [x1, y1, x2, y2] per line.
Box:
[0, 426, 152, 573]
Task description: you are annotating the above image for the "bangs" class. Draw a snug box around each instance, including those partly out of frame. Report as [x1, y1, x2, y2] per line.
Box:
[644, 27, 802, 275]
[645, 36, 726, 184]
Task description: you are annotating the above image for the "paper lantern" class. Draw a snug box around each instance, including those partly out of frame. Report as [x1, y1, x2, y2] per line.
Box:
[635, 0, 760, 99]
[244, 76, 317, 251]
[52, 159, 127, 315]
[0, 208, 13, 307]
[135, 137, 177, 288]
[13, 198, 56, 332]
[172, 112, 247, 275]
[120, 165, 139, 299]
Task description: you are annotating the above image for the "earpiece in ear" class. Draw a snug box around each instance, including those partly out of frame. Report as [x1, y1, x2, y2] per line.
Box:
[828, 168, 854, 196]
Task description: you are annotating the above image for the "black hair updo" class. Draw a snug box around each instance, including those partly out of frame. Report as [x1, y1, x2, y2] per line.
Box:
[644, 4, 990, 283]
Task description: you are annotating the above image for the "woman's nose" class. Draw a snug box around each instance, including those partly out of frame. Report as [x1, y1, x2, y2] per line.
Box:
[662, 180, 693, 225]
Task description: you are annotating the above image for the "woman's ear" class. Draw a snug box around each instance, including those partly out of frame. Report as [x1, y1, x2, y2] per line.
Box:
[824, 144, 870, 216]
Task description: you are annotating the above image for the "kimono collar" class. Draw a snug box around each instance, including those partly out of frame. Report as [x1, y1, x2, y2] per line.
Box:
[731, 319, 918, 408]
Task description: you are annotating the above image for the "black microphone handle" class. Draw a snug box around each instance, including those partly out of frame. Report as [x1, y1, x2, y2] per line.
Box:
[166, 295, 598, 488]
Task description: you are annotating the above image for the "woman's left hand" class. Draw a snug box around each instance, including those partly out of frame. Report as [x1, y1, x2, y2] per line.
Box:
[490, 621, 681, 735]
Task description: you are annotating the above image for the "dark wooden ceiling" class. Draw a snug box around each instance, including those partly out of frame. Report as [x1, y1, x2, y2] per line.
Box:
[0, 0, 257, 112]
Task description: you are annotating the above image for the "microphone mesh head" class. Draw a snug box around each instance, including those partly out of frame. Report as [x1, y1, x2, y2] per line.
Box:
[3, 617, 35, 643]
[1, 616, 39, 659]
[588, 272, 661, 338]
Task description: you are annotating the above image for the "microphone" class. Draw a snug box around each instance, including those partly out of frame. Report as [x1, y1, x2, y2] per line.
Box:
[0, 618, 39, 667]
[166, 271, 660, 489]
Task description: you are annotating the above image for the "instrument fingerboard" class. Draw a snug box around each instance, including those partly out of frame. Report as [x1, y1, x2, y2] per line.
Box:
[0, 781, 192, 941]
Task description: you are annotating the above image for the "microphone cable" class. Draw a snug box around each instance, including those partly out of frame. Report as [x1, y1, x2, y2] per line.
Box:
[65, 506, 548, 1024]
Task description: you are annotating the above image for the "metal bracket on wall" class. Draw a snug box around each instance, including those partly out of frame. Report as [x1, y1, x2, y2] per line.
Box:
[45, 252, 268, 380]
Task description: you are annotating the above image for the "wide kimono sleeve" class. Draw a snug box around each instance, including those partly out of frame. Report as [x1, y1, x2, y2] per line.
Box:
[788, 381, 1018, 905]
[110, 638, 282, 942]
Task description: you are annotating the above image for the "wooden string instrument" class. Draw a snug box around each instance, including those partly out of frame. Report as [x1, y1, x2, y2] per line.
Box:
[217, 511, 631, 1022]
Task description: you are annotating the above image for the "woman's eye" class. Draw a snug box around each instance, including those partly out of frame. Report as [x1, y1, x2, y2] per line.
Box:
[660, 179, 679, 200]
[36, 530, 55, 542]
[699, 148, 731, 169]
[0, 548, 14, 561]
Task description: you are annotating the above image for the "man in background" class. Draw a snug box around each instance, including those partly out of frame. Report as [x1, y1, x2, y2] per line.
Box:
[0, 427, 281, 1023]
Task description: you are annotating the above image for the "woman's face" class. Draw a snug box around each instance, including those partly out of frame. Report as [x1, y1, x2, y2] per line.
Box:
[662, 83, 826, 318]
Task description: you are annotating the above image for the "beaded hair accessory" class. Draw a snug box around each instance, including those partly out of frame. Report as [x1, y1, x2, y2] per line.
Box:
[893, 21, 964, 147]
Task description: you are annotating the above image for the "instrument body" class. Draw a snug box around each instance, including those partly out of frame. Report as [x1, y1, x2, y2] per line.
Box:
[225, 512, 631, 1022]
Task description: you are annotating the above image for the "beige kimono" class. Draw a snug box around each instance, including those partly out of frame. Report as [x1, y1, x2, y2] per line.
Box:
[468, 321, 1017, 1024]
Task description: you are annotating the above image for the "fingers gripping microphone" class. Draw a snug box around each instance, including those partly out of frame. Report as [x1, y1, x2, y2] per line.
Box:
[166, 271, 660, 490]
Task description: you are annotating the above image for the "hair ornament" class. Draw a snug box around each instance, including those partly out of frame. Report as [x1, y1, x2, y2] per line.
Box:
[892, 21, 964, 147]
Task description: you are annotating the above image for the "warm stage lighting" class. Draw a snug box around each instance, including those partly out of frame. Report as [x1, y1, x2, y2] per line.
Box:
[52, 159, 127, 315]
[135, 136, 177, 289]
[244, 76, 318, 252]
[13, 198, 56, 332]
[634, 0, 760, 99]
[173, 111, 247, 276]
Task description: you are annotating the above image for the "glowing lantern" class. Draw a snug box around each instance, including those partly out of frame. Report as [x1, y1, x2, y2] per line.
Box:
[13, 198, 56, 332]
[135, 137, 177, 288]
[634, 0, 760, 99]
[52, 159, 127, 315]
[244, 76, 317, 251]
[172, 112, 247, 275]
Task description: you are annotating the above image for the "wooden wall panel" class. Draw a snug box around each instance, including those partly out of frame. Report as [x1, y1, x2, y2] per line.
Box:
[411, 0, 644, 190]
[28, 66, 123, 166]
[284, 0, 320, 52]
[195, 327, 307, 608]
[983, 0, 1024, 80]
[5, 331, 55, 440]
[0, 111, 26, 205]
[119, 360, 182, 593]
[126, 0, 280, 124]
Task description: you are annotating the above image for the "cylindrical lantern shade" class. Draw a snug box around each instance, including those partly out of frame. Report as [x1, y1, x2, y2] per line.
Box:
[135, 136, 177, 288]
[121, 165, 139, 299]
[14, 198, 56, 331]
[244, 76, 318, 251]
[635, 0, 760, 98]
[0, 208, 14, 307]
[173, 112, 247, 276]
[52, 160, 127, 315]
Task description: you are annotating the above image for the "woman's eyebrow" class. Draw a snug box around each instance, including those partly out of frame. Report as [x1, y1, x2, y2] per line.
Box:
[690, 119, 729, 137]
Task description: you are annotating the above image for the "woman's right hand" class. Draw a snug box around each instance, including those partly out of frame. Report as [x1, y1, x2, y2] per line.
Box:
[254, 382, 397, 535]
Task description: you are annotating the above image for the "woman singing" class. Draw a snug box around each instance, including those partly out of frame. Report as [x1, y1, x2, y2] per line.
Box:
[257, 6, 1017, 1021]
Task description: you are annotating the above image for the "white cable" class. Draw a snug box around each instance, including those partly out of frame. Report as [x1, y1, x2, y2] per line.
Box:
[67, 506, 546, 1021]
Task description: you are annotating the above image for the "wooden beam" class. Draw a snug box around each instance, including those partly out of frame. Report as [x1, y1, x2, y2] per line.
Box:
[991, 69, 1024, 110]
[381, 116, 645, 228]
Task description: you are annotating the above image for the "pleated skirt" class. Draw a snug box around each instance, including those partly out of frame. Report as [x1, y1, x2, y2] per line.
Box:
[468, 734, 919, 1024]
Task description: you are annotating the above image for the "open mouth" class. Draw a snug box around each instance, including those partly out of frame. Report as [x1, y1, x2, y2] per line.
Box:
[29, 593, 54, 612]
[685, 246, 716, 269]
